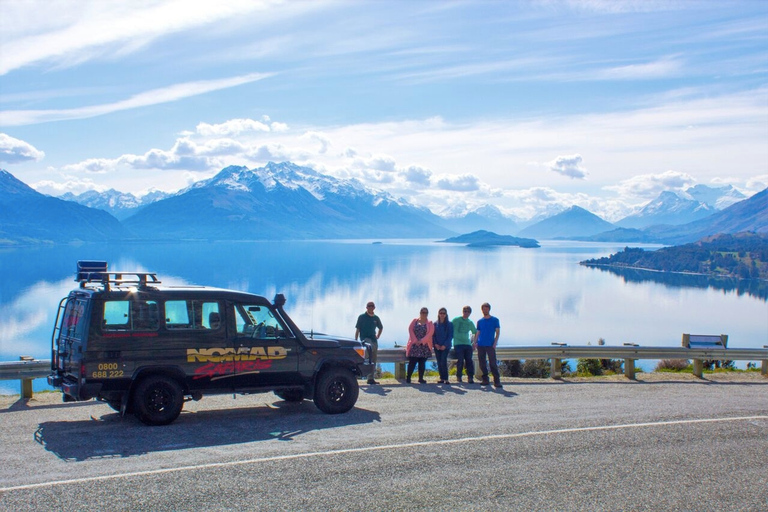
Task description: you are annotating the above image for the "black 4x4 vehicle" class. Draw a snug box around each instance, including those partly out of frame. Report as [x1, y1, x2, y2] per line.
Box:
[48, 261, 373, 425]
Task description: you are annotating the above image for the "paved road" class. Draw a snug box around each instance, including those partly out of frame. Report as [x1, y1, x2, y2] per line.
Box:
[1, 374, 767, 511]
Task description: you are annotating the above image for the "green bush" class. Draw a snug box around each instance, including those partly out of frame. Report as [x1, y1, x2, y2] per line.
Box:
[577, 358, 603, 376]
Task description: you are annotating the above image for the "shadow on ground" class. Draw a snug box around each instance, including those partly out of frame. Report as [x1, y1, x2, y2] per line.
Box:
[34, 400, 381, 462]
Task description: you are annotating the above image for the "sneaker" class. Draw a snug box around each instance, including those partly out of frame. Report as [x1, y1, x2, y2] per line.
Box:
[481, 380, 490, 386]
[405, 377, 411, 384]
[367, 379, 379, 385]
[418, 379, 427, 384]
[494, 381, 503, 388]
[467, 378, 475, 384]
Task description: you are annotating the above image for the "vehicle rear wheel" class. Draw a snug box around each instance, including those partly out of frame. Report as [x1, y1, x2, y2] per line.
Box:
[313, 367, 359, 414]
[275, 389, 305, 402]
[132, 376, 184, 426]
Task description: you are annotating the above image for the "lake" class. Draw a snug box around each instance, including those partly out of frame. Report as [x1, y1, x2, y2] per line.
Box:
[1, 239, 766, 393]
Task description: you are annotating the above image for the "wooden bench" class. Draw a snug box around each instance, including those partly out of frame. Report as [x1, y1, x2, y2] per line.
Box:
[682, 334, 729, 377]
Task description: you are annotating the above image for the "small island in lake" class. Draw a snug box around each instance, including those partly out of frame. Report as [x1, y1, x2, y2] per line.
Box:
[439, 230, 540, 248]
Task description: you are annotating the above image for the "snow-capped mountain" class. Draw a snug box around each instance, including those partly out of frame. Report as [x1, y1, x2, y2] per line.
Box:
[436, 204, 519, 235]
[123, 162, 453, 240]
[517, 206, 615, 239]
[685, 184, 746, 210]
[60, 188, 172, 220]
[616, 191, 716, 229]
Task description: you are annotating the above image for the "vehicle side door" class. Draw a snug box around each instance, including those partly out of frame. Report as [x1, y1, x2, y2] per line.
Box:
[228, 301, 301, 389]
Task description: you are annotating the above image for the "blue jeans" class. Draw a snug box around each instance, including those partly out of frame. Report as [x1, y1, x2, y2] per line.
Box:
[454, 344, 474, 380]
[434, 348, 450, 381]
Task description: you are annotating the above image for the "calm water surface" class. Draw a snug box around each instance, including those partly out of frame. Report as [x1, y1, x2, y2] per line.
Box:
[1, 239, 766, 392]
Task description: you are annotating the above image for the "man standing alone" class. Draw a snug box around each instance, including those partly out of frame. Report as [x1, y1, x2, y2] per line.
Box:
[355, 301, 383, 385]
[475, 302, 501, 388]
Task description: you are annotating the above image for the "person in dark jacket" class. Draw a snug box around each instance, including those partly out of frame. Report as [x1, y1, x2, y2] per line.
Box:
[433, 307, 454, 384]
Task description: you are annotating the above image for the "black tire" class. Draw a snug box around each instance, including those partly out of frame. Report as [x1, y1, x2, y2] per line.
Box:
[132, 376, 184, 426]
[313, 367, 359, 414]
[275, 389, 305, 402]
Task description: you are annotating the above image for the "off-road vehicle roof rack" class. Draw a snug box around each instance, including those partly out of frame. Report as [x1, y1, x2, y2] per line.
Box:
[76, 260, 161, 291]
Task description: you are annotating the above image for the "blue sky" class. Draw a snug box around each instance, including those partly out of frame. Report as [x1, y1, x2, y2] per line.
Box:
[1, 0, 766, 221]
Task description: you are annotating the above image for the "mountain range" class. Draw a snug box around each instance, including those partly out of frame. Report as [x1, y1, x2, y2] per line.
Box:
[1, 163, 765, 245]
[0, 170, 129, 244]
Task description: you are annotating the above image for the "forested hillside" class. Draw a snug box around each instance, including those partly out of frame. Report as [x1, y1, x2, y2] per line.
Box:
[580, 232, 768, 279]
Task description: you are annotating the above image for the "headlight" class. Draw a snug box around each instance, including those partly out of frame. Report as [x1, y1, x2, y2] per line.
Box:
[355, 347, 366, 358]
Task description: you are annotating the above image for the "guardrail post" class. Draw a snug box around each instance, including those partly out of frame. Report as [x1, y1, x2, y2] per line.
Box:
[20, 356, 34, 399]
[624, 359, 636, 380]
[692, 359, 704, 378]
[550, 358, 562, 379]
[394, 362, 406, 380]
[762, 347, 767, 377]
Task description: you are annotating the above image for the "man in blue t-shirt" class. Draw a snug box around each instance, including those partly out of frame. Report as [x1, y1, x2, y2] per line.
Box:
[474, 302, 501, 388]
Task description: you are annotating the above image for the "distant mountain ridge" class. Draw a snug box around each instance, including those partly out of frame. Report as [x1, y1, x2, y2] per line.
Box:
[61, 188, 172, 220]
[616, 191, 716, 229]
[122, 162, 453, 240]
[0, 170, 129, 244]
[517, 206, 615, 239]
[1, 164, 765, 245]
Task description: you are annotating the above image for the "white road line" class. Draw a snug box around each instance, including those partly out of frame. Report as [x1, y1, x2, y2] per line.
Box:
[3, 415, 767, 492]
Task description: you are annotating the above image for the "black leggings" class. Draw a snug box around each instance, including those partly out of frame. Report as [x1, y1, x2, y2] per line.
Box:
[407, 357, 427, 380]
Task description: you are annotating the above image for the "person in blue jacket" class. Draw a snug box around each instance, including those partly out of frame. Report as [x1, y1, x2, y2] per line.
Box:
[433, 307, 454, 384]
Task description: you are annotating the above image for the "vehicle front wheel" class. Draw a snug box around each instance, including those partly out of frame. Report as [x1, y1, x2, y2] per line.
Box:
[313, 367, 359, 414]
[275, 388, 305, 402]
[132, 376, 184, 426]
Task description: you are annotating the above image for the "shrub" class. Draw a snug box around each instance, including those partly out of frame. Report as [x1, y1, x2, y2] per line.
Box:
[655, 359, 691, 372]
[577, 358, 602, 376]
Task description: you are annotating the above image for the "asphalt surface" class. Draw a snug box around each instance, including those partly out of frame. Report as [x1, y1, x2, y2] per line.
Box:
[1, 373, 767, 511]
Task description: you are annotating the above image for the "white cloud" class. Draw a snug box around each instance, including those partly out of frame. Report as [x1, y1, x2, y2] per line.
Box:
[596, 55, 683, 80]
[548, 154, 588, 179]
[401, 165, 432, 185]
[436, 174, 480, 191]
[0, 0, 286, 75]
[0, 133, 45, 163]
[605, 170, 696, 199]
[196, 118, 272, 136]
[0, 73, 274, 126]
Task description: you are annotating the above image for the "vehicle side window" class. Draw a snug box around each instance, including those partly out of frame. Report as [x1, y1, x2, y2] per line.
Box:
[165, 300, 220, 330]
[103, 300, 159, 331]
[233, 303, 288, 339]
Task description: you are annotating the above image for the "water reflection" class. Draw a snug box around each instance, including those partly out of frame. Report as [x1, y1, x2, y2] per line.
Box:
[1, 240, 766, 393]
[584, 265, 768, 301]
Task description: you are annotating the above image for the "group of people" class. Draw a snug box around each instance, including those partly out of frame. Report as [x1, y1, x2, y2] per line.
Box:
[354, 301, 503, 389]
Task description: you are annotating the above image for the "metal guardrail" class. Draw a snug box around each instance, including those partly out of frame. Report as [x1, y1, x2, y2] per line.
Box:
[2, 345, 767, 399]
[378, 345, 768, 380]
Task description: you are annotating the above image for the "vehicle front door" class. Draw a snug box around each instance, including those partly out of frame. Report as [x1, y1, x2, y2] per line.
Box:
[229, 302, 301, 389]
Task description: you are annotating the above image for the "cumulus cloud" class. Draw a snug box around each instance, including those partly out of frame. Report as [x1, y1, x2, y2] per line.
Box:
[548, 154, 588, 179]
[61, 158, 114, 174]
[195, 118, 272, 136]
[0, 133, 45, 163]
[401, 165, 432, 185]
[302, 131, 331, 154]
[605, 170, 696, 199]
[436, 174, 480, 191]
